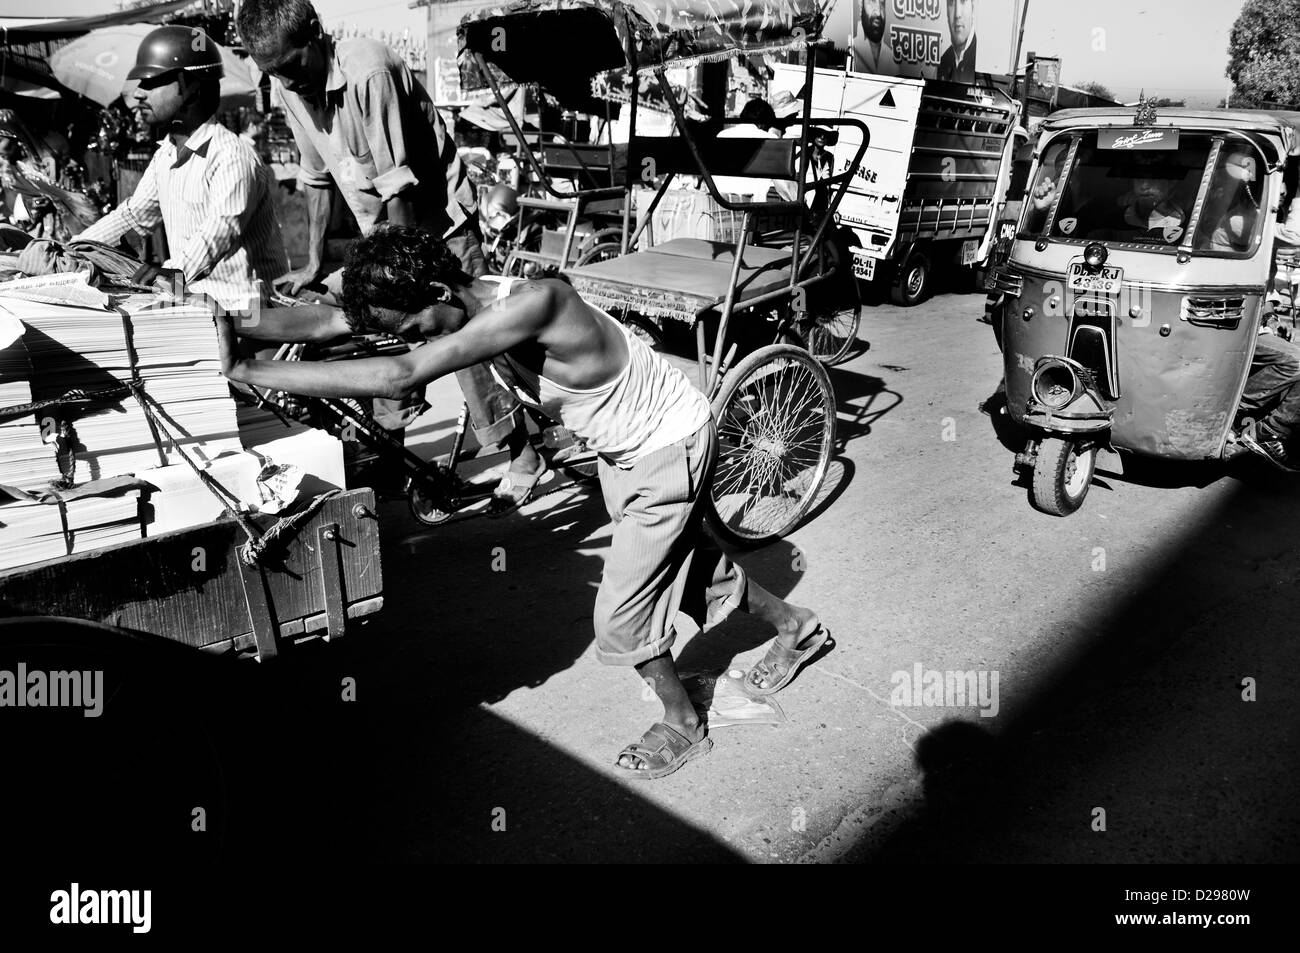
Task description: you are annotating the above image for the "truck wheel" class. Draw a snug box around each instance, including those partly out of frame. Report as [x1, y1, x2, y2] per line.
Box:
[1030, 437, 1097, 517]
[890, 248, 932, 307]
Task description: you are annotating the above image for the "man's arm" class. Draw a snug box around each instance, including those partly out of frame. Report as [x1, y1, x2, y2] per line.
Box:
[233, 302, 353, 343]
[78, 153, 163, 245]
[1276, 190, 1300, 246]
[281, 104, 334, 293]
[219, 282, 557, 398]
[357, 66, 425, 219]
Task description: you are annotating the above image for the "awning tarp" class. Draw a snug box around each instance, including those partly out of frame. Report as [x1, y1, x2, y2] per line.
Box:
[0, 0, 195, 45]
[458, 0, 822, 104]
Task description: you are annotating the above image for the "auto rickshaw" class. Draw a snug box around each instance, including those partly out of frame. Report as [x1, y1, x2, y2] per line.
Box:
[987, 103, 1300, 515]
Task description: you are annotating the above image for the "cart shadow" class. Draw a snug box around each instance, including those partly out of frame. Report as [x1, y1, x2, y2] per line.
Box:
[0, 617, 742, 863]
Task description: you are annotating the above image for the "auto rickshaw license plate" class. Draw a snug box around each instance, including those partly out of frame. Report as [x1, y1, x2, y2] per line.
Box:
[1068, 263, 1123, 294]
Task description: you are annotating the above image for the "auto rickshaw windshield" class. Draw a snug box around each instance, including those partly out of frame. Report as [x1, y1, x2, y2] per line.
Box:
[1019, 131, 1268, 257]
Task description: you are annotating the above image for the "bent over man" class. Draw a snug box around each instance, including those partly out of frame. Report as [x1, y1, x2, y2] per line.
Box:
[237, 0, 544, 513]
[215, 224, 830, 780]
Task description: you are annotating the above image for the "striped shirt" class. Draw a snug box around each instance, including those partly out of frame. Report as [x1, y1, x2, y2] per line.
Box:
[79, 119, 288, 311]
[275, 38, 476, 237]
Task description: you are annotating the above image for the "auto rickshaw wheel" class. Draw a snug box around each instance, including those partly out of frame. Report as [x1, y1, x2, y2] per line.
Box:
[706, 344, 836, 546]
[1031, 437, 1097, 517]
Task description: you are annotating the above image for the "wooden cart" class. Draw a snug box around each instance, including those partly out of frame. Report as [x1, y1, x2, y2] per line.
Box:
[0, 488, 383, 661]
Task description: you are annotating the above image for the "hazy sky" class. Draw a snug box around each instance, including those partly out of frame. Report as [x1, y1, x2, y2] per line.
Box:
[1014, 0, 1248, 105]
[1, 0, 1249, 105]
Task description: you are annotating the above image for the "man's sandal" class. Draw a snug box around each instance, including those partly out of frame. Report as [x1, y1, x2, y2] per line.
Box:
[743, 625, 831, 697]
[485, 461, 553, 517]
[613, 723, 713, 781]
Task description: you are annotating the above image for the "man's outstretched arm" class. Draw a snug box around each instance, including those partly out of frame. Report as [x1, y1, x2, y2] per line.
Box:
[217, 281, 558, 399]
[232, 303, 353, 343]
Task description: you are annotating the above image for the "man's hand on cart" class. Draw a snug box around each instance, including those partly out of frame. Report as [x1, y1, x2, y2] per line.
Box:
[276, 262, 327, 297]
[131, 262, 184, 299]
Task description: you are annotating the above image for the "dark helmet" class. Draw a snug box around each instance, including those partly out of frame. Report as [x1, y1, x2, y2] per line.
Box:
[127, 25, 224, 82]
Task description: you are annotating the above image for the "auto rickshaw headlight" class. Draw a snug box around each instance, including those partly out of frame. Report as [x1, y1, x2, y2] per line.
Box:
[1084, 242, 1108, 271]
[1032, 361, 1079, 409]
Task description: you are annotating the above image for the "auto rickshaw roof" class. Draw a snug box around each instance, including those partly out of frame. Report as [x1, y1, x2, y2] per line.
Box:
[1041, 107, 1300, 154]
[458, 0, 822, 104]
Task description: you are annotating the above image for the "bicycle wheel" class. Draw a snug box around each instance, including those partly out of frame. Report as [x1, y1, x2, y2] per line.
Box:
[799, 294, 861, 366]
[574, 240, 623, 267]
[622, 314, 664, 350]
[705, 344, 837, 547]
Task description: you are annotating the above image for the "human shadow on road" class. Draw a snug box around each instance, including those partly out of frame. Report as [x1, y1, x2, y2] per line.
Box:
[835, 474, 1300, 863]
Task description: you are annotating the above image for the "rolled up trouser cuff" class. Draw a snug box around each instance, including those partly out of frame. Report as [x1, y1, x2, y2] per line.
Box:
[454, 361, 522, 447]
[592, 630, 677, 667]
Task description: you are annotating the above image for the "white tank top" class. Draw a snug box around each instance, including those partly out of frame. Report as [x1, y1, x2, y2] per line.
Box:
[483, 277, 710, 468]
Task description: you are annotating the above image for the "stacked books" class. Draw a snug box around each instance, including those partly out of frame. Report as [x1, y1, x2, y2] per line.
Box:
[0, 489, 142, 571]
[0, 329, 64, 493]
[4, 296, 244, 483]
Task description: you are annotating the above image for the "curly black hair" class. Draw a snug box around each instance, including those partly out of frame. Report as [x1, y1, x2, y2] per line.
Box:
[339, 224, 473, 333]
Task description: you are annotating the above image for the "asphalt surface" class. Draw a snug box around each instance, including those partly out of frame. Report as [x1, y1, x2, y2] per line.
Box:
[233, 284, 1287, 864]
[17, 286, 1295, 864]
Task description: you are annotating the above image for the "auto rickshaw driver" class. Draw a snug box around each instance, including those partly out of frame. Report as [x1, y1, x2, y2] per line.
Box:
[1199, 144, 1262, 253]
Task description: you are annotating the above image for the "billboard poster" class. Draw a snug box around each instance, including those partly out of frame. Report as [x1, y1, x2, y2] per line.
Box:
[822, 0, 1019, 82]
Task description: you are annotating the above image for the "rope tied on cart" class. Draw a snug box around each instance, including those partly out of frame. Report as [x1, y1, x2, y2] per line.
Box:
[0, 306, 337, 568]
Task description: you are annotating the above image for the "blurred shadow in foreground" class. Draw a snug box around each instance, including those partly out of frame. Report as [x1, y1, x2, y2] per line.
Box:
[0, 618, 741, 863]
[836, 474, 1300, 863]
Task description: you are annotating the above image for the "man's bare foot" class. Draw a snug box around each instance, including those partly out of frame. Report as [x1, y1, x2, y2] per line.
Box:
[773, 604, 821, 650]
[509, 442, 544, 478]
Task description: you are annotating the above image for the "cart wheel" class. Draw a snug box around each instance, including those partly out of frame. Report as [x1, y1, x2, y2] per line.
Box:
[890, 247, 932, 307]
[799, 298, 861, 366]
[575, 241, 623, 266]
[1030, 437, 1097, 517]
[408, 482, 455, 525]
[706, 344, 837, 546]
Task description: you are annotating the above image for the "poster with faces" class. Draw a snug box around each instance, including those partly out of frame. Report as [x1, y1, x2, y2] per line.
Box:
[823, 0, 1018, 83]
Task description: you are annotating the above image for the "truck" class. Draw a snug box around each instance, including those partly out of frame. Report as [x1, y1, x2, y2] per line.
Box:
[771, 64, 1020, 306]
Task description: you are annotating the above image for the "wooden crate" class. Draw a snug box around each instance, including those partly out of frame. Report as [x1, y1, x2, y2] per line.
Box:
[0, 489, 383, 660]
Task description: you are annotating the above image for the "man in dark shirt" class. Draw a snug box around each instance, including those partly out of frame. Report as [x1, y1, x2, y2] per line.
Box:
[937, 0, 978, 84]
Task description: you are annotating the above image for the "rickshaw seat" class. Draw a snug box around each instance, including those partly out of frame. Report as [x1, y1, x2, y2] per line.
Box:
[645, 238, 793, 269]
[565, 242, 794, 323]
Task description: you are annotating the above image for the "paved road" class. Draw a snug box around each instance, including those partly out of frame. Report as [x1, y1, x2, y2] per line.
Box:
[218, 288, 1300, 863]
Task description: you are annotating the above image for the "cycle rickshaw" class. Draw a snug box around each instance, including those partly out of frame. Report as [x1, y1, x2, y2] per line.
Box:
[459, 0, 869, 544]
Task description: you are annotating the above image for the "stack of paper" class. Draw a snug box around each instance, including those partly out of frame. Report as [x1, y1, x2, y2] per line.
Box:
[0, 334, 63, 492]
[12, 299, 243, 483]
[137, 454, 265, 536]
[238, 404, 347, 490]
[133, 409, 346, 537]
[0, 490, 142, 571]
[0, 272, 110, 309]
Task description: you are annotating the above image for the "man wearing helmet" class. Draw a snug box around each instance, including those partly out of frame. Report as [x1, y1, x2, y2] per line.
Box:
[76, 26, 288, 312]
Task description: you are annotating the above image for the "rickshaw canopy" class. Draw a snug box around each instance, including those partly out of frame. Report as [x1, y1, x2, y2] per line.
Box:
[458, 0, 822, 105]
[1039, 108, 1300, 157]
